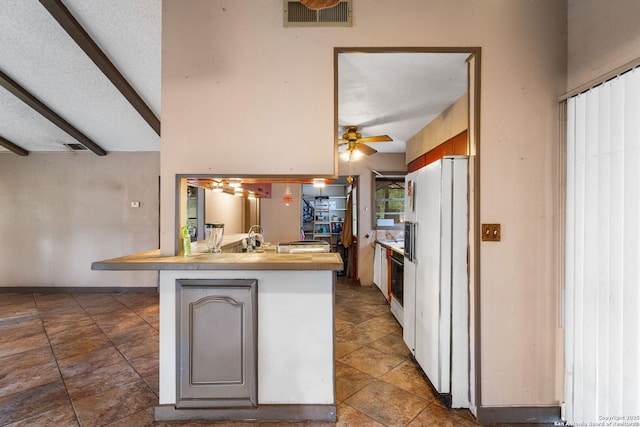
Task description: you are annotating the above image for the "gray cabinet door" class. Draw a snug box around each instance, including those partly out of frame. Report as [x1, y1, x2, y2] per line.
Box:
[176, 279, 257, 408]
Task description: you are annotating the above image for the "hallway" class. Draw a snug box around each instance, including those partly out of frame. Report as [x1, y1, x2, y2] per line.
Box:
[1, 279, 530, 426]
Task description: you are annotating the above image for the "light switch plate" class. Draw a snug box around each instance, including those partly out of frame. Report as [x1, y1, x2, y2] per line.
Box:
[130, 201, 140, 208]
[482, 224, 500, 241]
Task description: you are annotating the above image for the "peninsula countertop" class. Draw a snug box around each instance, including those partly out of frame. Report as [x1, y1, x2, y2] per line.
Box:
[92, 249, 343, 271]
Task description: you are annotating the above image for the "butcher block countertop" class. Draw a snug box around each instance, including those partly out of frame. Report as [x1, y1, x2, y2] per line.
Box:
[92, 249, 343, 271]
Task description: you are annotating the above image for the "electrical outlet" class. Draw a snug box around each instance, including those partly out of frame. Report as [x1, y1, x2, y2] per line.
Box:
[482, 223, 500, 241]
[130, 201, 140, 208]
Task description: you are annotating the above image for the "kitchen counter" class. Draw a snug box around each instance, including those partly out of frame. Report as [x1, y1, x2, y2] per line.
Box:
[376, 239, 405, 255]
[93, 246, 341, 423]
[92, 250, 343, 271]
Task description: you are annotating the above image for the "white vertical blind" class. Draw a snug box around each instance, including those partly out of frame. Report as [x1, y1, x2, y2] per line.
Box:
[565, 68, 640, 423]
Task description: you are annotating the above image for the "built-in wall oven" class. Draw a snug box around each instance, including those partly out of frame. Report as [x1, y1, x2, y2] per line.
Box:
[389, 250, 404, 326]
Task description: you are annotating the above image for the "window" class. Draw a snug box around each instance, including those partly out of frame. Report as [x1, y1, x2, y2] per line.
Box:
[564, 67, 640, 423]
[373, 173, 405, 229]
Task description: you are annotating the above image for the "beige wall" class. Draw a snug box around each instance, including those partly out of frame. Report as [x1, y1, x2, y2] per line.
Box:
[204, 190, 244, 234]
[0, 152, 159, 288]
[406, 93, 468, 163]
[260, 183, 303, 245]
[567, 0, 640, 91]
[161, 0, 566, 408]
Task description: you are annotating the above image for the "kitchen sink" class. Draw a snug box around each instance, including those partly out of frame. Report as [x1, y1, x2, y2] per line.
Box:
[277, 240, 331, 253]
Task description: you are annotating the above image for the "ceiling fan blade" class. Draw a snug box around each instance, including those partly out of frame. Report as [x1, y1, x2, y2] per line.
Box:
[358, 135, 393, 143]
[357, 143, 377, 156]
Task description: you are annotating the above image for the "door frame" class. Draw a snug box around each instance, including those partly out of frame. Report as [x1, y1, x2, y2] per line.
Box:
[334, 46, 482, 411]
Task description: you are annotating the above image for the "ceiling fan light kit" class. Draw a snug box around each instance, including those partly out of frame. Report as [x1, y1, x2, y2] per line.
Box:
[340, 148, 362, 162]
[338, 125, 393, 161]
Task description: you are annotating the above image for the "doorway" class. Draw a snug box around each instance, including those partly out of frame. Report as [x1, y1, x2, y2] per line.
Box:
[301, 175, 358, 279]
[335, 47, 481, 412]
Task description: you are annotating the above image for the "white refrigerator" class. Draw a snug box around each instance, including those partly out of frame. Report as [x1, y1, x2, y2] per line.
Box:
[403, 156, 469, 409]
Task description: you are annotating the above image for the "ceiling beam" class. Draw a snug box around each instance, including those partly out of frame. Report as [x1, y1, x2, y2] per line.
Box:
[39, 0, 161, 136]
[0, 69, 107, 156]
[0, 135, 29, 156]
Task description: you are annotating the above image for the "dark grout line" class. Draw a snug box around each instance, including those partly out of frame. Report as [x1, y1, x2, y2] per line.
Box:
[30, 292, 81, 425]
[3, 283, 486, 426]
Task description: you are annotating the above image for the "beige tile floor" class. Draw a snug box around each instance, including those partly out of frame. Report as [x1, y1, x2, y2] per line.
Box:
[0, 279, 548, 426]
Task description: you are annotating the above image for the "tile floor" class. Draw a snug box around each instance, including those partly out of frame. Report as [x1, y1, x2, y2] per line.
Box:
[0, 279, 545, 426]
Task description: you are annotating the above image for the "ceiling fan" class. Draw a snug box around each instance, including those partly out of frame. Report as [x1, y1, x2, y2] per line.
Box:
[338, 125, 393, 160]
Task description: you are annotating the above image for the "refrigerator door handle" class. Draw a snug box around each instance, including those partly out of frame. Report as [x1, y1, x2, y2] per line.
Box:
[413, 222, 418, 262]
[404, 222, 417, 262]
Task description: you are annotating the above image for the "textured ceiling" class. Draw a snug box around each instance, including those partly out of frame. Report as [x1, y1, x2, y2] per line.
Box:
[338, 52, 469, 154]
[0, 1, 467, 156]
[0, 0, 161, 154]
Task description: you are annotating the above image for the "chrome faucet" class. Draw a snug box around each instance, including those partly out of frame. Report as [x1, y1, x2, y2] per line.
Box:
[248, 225, 264, 249]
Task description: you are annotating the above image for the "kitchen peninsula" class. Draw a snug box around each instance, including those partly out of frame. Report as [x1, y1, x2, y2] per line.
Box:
[93, 248, 343, 422]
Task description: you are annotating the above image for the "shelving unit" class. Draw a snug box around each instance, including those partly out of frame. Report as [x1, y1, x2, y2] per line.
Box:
[301, 183, 347, 252]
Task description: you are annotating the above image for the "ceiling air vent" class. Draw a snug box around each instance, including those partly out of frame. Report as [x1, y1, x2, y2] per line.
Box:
[63, 143, 87, 151]
[284, 0, 352, 27]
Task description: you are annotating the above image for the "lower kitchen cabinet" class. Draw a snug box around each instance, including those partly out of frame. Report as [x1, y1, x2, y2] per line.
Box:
[176, 279, 257, 408]
[373, 243, 390, 302]
[373, 243, 382, 291]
